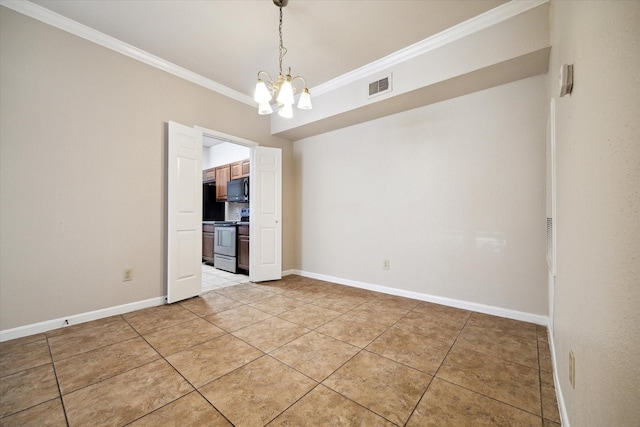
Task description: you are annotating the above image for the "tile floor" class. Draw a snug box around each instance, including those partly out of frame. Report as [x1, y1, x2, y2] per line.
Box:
[0, 275, 561, 426]
[201, 263, 250, 291]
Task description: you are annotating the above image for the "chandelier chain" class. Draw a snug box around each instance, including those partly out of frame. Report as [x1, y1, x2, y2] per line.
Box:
[278, 7, 287, 76]
[254, 0, 311, 116]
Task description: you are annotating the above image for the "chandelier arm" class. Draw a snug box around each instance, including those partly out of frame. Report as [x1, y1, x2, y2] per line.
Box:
[257, 70, 274, 83]
[291, 75, 308, 90]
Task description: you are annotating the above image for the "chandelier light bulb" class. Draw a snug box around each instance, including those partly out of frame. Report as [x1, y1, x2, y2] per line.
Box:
[258, 102, 274, 115]
[278, 103, 293, 118]
[276, 78, 295, 105]
[254, 80, 272, 103]
[297, 88, 312, 110]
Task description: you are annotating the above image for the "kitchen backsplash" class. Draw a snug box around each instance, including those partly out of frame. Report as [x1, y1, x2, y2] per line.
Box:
[227, 202, 249, 221]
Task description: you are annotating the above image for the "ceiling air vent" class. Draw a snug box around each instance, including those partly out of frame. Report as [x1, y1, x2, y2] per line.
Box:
[368, 74, 392, 98]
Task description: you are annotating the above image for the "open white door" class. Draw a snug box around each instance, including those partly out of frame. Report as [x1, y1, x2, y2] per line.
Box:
[166, 121, 202, 303]
[250, 146, 282, 282]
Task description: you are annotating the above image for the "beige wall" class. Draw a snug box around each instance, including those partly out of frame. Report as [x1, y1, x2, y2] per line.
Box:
[549, 1, 640, 425]
[293, 75, 548, 316]
[0, 7, 293, 330]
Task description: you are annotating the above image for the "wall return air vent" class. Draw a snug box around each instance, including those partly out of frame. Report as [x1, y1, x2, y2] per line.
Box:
[368, 74, 393, 98]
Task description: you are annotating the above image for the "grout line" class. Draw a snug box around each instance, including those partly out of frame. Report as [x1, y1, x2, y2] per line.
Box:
[129, 317, 238, 427]
[402, 311, 471, 425]
[45, 334, 71, 427]
[3, 277, 558, 426]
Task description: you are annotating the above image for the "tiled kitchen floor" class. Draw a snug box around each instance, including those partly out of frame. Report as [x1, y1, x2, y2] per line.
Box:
[202, 262, 249, 291]
[0, 275, 561, 426]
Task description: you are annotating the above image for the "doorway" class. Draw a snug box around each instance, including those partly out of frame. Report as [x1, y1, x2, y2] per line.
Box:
[167, 122, 282, 304]
[201, 134, 251, 291]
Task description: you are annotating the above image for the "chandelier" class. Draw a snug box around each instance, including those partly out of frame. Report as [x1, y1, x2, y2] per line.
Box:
[254, 0, 312, 118]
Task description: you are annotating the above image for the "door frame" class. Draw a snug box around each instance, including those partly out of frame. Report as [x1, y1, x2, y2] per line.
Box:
[194, 126, 258, 278]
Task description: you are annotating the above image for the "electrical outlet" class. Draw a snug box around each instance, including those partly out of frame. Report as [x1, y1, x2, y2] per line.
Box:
[569, 349, 576, 388]
[123, 268, 133, 282]
[383, 259, 390, 270]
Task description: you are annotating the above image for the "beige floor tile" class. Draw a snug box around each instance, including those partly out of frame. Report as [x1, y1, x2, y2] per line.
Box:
[63, 359, 192, 427]
[323, 350, 432, 426]
[541, 369, 561, 423]
[539, 338, 553, 372]
[0, 276, 563, 426]
[269, 385, 396, 426]
[167, 334, 263, 388]
[456, 324, 539, 368]
[437, 347, 541, 415]
[0, 336, 51, 376]
[205, 305, 272, 332]
[200, 355, 317, 426]
[313, 294, 367, 313]
[123, 304, 199, 335]
[276, 287, 331, 303]
[45, 316, 123, 339]
[277, 303, 342, 329]
[411, 301, 471, 324]
[537, 325, 549, 341]
[47, 318, 138, 361]
[0, 333, 46, 352]
[232, 316, 309, 353]
[213, 284, 274, 303]
[248, 294, 308, 315]
[394, 310, 463, 345]
[366, 325, 452, 374]
[179, 293, 244, 316]
[406, 378, 542, 426]
[0, 398, 67, 427]
[128, 391, 232, 426]
[251, 280, 293, 294]
[271, 331, 359, 381]
[316, 312, 388, 348]
[142, 318, 226, 357]
[0, 363, 59, 418]
[366, 294, 420, 311]
[330, 286, 374, 299]
[348, 303, 408, 327]
[225, 287, 275, 303]
[54, 337, 160, 394]
[213, 282, 260, 293]
[467, 312, 537, 340]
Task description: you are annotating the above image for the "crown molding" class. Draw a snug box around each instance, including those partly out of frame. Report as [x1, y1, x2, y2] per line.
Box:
[0, 0, 255, 106]
[2, 0, 548, 105]
[311, 0, 549, 96]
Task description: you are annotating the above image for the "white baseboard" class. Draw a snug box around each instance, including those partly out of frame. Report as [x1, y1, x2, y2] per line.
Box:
[547, 330, 571, 427]
[0, 297, 165, 342]
[291, 269, 548, 326]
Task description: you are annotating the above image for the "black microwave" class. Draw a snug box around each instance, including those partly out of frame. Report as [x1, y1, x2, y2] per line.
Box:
[227, 177, 249, 202]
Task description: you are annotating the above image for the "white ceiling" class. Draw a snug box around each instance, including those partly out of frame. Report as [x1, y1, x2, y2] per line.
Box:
[28, 0, 508, 100]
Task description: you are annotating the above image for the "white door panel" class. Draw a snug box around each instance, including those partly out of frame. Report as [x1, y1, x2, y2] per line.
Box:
[167, 121, 202, 303]
[250, 146, 282, 282]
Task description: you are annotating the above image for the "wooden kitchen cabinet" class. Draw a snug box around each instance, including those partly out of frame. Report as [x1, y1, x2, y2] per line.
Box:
[231, 159, 250, 180]
[238, 224, 249, 273]
[215, 165, 230, 201]
[202, 223, 215, 264]
[241, 159, 250, 177]
[230, 161, 243, 180]
[202, 167, 216, 183]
